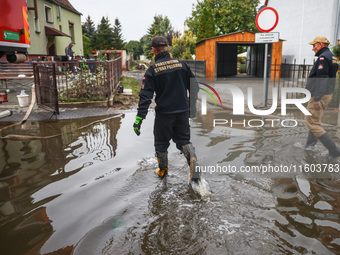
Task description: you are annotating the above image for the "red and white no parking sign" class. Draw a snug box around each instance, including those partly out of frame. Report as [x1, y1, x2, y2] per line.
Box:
[256, 7, 279, 33]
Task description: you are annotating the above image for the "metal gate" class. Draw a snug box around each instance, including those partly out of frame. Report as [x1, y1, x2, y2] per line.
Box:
[33, 63, 59, 114]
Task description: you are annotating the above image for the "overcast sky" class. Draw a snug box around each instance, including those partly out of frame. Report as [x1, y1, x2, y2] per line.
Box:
[71, 0, 198, 42]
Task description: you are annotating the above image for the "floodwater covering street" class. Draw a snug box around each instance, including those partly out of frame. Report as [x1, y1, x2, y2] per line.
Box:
[0, 108, 340, 254]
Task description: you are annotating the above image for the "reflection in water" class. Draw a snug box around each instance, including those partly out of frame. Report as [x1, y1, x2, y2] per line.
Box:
[0, 110, 340, 254]
[0, 115, 121, 255]
[192, 108, 340, 254]
[69, 123, 116, 162]
[273, 177, 340, 254]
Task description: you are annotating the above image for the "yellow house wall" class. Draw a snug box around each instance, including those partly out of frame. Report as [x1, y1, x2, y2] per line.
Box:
[27, 0, 83, 57]
[54, 8, 83, 57]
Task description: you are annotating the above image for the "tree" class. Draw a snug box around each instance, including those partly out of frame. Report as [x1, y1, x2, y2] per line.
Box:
[139, 35, 151, 59]
[93, 16, 114, 50]
[82, 34, 92, 56]
[143, 15, 174, 60]
[186, 0, 259, 40]
[197, 7, 216, 41]
[170, 31, 196, 59]
[112, 18, 125, 50]
[82, 15, 96, 40]
[125, 40, 143, 59]
[147, 15, 173, 39]
[82, 15, 96, 57]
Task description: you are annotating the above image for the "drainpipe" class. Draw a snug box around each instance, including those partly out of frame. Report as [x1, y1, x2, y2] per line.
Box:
[335, 0, 340, 115]
[27, 0, 38, 19]
[57, 5, 62, 22]
[334, 0, 340, 46]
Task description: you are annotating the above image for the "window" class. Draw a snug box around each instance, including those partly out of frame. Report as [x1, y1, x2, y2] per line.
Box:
[69, 21, 75, 43]
[45, 5, 53, 23]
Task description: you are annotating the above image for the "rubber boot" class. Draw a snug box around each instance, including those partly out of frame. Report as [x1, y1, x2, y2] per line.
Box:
[182, 143, 200, 183]
[304, 131, 318, 149]
[318, 133, 340, 158]
[155, 151, 168, 178]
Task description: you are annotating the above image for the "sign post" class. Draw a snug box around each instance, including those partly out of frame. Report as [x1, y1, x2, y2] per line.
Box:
[255, 6, 279, 107]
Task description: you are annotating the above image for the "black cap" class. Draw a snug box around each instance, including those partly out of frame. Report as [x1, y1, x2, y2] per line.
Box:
[151, 36, 168, 47]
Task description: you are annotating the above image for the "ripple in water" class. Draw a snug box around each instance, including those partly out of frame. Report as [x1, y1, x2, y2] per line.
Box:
[191, 177, 212, 200]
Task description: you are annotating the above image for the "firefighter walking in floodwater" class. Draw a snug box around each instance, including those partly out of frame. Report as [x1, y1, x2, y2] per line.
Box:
[133, 36, 200, 182]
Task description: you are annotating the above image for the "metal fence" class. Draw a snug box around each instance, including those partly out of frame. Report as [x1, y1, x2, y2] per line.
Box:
[183, 60, 206, 78]
[33, 58, 122, 110]
[270, 59, 340, 107]
[271, 59, 313, 89]
[56, 59, 122, 105]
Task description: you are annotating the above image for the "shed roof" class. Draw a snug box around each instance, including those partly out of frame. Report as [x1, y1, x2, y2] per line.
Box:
[196, 30, 285, 45]
[196, 30, 254, 45]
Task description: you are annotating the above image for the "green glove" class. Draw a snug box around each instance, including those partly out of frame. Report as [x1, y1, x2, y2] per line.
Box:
[133, 116, 143, 136]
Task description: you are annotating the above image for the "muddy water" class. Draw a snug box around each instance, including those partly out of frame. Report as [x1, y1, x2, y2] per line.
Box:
[0, 110, 340, 255]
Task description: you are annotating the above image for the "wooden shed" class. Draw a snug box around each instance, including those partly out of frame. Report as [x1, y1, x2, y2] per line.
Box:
[195, 30, 283, 79]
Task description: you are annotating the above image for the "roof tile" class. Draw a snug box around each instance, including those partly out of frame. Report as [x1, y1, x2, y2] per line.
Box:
[50, 0, 81, 15]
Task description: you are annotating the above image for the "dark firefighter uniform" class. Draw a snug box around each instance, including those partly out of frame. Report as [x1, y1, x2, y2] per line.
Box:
[305, 36, 340, 158]
[134, 36, 200, 180]
[306, 47, 338, 106]
[138, 49, 199, 150]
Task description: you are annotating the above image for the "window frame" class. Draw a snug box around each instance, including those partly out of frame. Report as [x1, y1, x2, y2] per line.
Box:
[44, 4, 53, 23]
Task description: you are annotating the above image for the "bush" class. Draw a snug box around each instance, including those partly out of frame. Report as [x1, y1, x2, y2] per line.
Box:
[332, 45, 340, 58]
[58, 63, 107, 102]
[238, 56, 246, 64]
[239, 63, 246, 73]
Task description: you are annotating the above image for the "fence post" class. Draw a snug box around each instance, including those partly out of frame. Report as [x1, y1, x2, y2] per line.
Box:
[106, 60, 111, 107]
[273, 58, 277, 87]
[301, 59, 306, 88]
[52, 63, 59, 114]
[293, 59, 296, 88]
